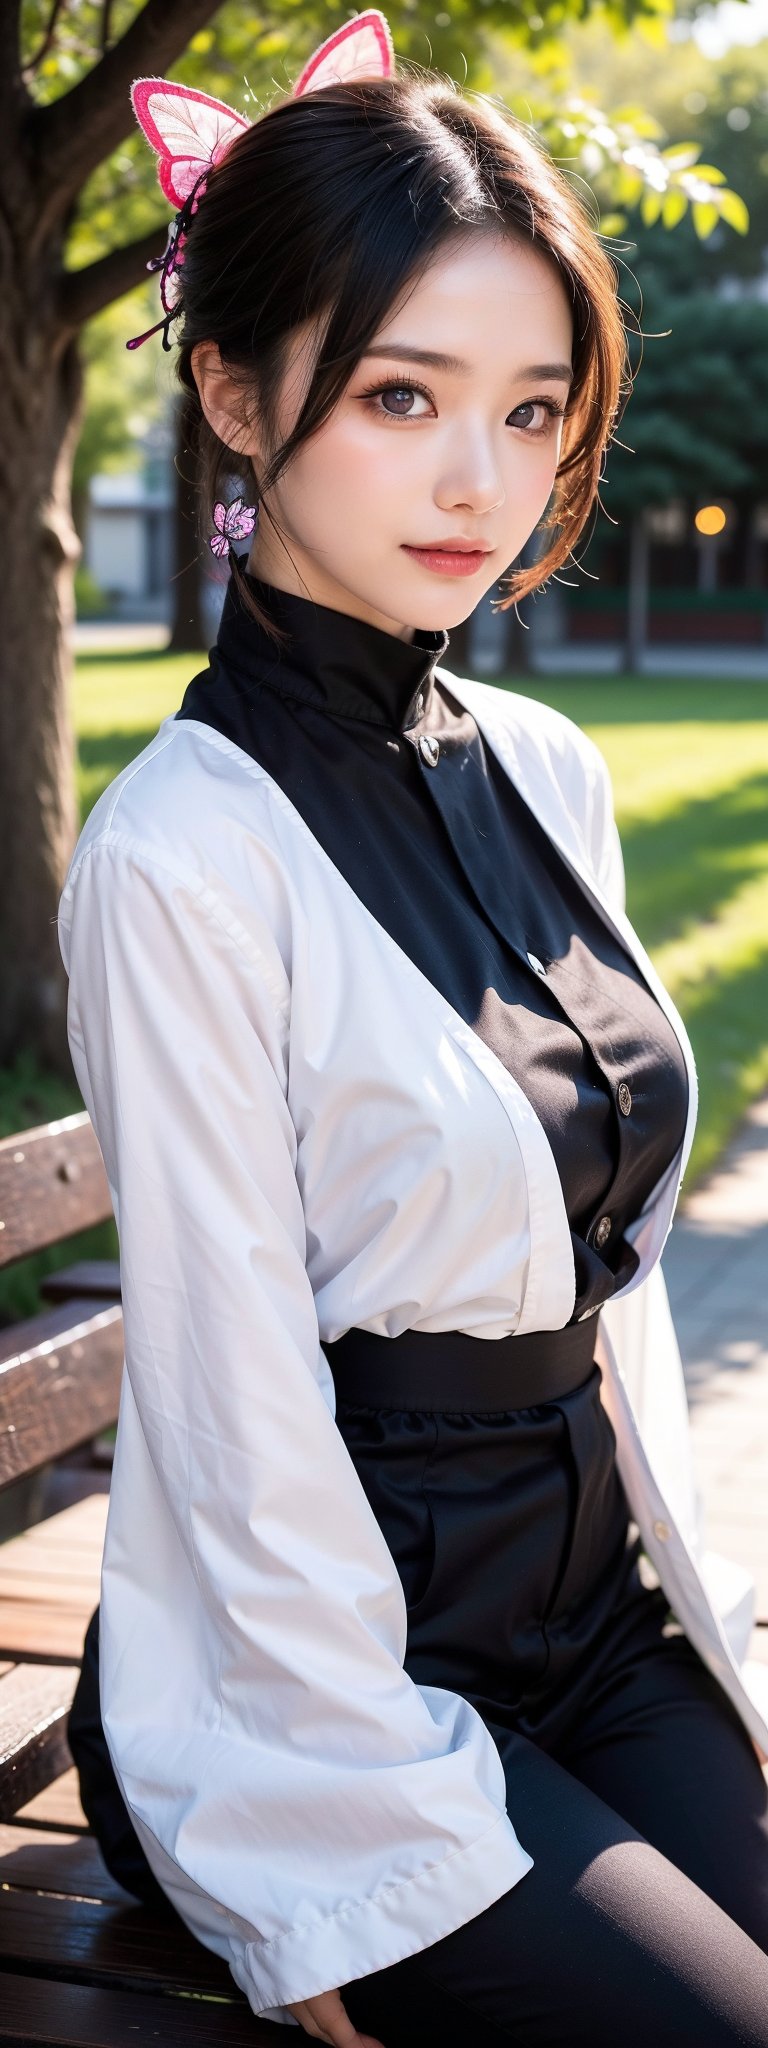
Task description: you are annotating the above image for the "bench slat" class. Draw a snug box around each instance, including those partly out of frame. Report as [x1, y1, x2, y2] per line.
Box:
[0, 1665, 78, 1822]
[0, 1823, 139, 1902]
[13, 1764, 88, 1831]
[0, 1116, 112, 1270]
[0, 1970, 283, 2045]
[0, 1303, 123, 1485]
[0, 1609, 97, 1665]
[0, 1495, 107, 1664]
[0, 1887, 245, 1999]
[40, 1262, 121, 1304]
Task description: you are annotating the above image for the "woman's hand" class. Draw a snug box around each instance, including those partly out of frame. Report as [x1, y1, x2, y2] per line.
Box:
[287, 1987, 386, 2046]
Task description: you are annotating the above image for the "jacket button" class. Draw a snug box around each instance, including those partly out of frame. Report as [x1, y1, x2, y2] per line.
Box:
[618, 1081, 632, 1116]
[593, 1213, 612, 1249]
[653, 1519, 670, 1541]
[418, 734, 440, 768]
[527, 951, 547, 977]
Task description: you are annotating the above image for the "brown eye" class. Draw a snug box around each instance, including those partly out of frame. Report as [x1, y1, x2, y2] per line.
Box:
[382, 385, 419, 415]
[510, 399, 565, 434]
[360, 376, 432, 421]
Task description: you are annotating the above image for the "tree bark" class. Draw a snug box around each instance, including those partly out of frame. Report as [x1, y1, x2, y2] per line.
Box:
[168, 392, 206, 654]
[0, 1, 222, 1069]
[0, 313, 83, 1072]
[625, 512, 649, 674]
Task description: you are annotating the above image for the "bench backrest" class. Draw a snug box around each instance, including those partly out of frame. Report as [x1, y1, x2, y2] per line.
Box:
[0, 1114, 122, 1490]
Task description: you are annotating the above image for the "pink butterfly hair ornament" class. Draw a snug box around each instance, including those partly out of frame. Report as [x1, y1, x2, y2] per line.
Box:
[209, 495, 258, 560]
[126, 12, 395, 351]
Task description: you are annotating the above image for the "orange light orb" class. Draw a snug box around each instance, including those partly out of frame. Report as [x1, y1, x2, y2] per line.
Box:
[695, 505, 727, 536]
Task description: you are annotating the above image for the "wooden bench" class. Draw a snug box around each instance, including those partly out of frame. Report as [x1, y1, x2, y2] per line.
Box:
[0, 1112, 285, 2044]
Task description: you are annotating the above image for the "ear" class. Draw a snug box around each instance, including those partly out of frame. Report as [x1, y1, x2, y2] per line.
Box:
[190, 342, 259, 461]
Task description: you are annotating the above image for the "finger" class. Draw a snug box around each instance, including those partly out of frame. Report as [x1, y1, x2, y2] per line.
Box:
[289, 1994, 386, 2047]
[286, 2003, 331, 2040]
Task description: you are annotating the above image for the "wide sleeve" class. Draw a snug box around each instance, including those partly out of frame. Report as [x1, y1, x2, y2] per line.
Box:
[57, 830, 532, 2026]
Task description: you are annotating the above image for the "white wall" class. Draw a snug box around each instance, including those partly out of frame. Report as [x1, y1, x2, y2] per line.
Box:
[87, 510, 146, 597]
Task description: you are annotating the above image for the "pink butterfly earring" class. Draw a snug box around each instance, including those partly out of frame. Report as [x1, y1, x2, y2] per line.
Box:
[128, 11, 395, 561]
[209, 495, 258, 559]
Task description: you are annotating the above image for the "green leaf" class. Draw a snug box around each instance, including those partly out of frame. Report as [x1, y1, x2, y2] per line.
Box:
[661, 188, 688, 228]
[660, 142, 701, 164]
[641, 189, 665, 226]
[717, 189, 750, 234]
[692, 200, 719, 239]
[616, 167, 645, 205]
[635, 17, 669, 49]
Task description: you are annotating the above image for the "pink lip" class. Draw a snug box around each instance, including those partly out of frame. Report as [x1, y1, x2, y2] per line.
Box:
[407, 540, 492, 553]
[401, 543, 491, 577]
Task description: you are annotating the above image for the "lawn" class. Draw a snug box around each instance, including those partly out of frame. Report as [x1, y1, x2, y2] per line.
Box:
[2, 648, 767, 1322]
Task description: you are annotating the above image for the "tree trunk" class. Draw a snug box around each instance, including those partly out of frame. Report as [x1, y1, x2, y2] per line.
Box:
[0, 0, 224, 1072]
[502, 599, 533, 679]
[168, 391, 206, 654]
[0, 309, 83, 1073]
[625, 512, 649, 674]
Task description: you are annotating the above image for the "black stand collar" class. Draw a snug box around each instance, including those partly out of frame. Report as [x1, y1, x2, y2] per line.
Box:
[214, 565, 451, 732]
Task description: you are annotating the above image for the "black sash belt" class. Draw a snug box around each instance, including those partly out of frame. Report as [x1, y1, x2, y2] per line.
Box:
[322, 1317, 600, 1413]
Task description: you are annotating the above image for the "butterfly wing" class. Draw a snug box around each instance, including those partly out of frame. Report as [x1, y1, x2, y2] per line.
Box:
[212, 502, 229, 536]
[131, 80, 250, 206]
[223, 497, 257, 542]
[209, 533, 231, 558]
[293, 10, 395, 98]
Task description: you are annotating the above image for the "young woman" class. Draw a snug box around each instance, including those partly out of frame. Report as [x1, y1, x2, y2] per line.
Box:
[59, 14, 768, 2045]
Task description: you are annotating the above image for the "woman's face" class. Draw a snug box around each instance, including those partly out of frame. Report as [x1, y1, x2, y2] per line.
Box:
[200, 230, 575, 641]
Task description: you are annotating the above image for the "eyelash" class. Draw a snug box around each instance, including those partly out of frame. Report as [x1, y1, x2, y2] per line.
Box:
[359, 371, 567, 435]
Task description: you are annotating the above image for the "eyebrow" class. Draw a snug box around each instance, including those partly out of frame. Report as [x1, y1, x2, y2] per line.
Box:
[362, 344, 573, 383]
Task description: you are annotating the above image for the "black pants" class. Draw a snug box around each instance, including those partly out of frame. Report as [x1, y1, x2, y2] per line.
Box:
[328, 1339, 768, 2046]
[340, 1619, 768, 2046]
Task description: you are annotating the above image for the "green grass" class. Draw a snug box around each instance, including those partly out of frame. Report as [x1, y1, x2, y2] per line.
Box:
[3, 652, 767, 1326]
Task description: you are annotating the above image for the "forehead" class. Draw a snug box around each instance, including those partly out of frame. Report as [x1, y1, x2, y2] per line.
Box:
[380, 232, 573, 358]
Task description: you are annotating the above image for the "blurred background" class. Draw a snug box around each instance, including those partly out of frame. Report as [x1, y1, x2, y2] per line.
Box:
[0, 2, 766, 1615]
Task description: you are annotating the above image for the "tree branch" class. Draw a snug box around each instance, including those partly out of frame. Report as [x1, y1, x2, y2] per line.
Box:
[23, 0, 68, 75]
[29, 0, 222, 215]
[56, 224, 166, 331]
[0, 0, 24, 119]
[100, 0, 114, 56]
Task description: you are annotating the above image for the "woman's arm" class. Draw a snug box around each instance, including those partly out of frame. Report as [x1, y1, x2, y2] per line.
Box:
[57, 830, 531, 2024]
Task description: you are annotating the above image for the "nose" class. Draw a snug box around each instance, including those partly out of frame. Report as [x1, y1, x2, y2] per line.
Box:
[434, 423, 506, 517]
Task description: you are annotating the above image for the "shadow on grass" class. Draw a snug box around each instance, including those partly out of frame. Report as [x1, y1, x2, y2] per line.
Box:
[675, 940, 768, 1193]
[619, 771, 768, 949]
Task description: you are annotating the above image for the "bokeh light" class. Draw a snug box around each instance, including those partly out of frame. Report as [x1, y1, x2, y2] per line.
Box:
[695, 505, 727, 535]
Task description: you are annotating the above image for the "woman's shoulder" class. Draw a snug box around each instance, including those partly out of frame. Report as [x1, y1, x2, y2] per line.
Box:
[65, 714, 289, 893]
[60, 715, 298, 982]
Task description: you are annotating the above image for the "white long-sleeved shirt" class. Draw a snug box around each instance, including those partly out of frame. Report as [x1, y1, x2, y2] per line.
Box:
[58, 618, 768, 2026]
